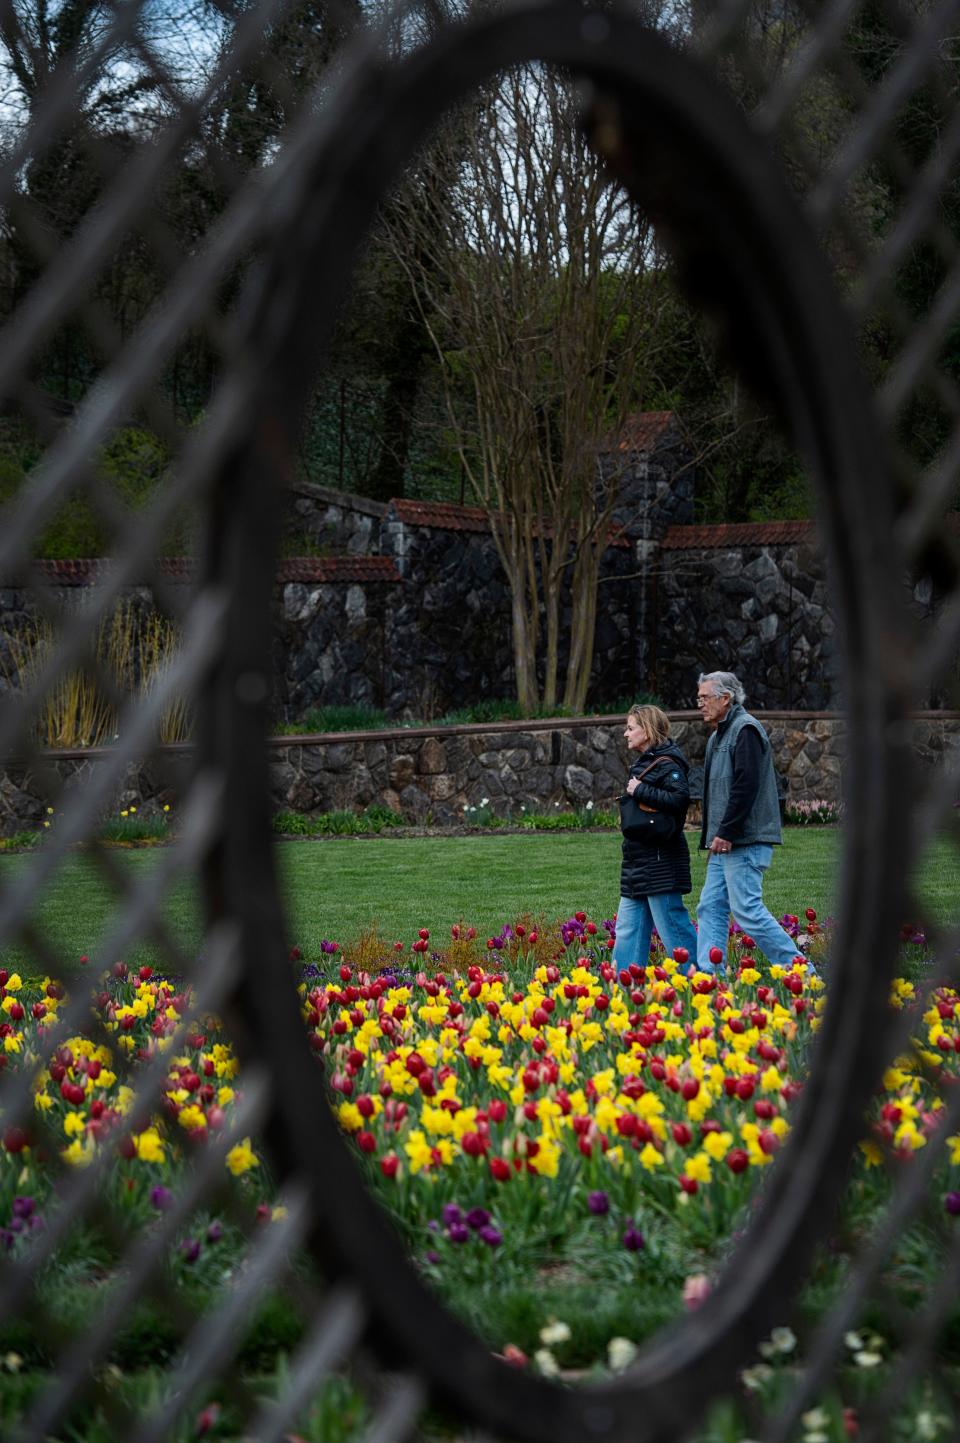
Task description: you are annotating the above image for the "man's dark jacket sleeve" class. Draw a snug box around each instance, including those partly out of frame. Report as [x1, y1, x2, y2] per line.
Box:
[717, 727, 764, 839]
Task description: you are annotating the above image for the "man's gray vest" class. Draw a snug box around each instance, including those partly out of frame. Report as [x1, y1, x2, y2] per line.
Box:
[703, 705, 782, 847]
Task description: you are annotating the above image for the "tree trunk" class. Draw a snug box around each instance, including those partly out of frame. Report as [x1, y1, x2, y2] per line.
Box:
[564, 542, 600, 713]
[510, 585, 539, 715]
[541, 540, 562, 712]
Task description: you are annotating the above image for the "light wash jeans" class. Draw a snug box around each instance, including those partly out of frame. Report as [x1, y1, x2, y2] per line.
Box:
[614, 893, 699, 970]
[696, 844, 801, 973]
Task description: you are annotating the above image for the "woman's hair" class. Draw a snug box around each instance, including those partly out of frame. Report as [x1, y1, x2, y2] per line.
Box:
[627, 703, 671, 744]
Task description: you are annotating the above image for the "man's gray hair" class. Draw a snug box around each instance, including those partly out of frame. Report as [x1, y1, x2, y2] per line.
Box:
[699, 670, 746, 705]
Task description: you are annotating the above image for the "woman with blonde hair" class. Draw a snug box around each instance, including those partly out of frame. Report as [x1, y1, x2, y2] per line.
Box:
[614, 703, 698, 973]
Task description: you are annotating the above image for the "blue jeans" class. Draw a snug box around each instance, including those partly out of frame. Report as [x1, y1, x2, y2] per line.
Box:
[614, 893, 699, 970]
[696, 844, 800, 973]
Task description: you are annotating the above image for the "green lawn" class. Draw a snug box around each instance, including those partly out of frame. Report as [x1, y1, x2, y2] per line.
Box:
[0, 827, 953, 974]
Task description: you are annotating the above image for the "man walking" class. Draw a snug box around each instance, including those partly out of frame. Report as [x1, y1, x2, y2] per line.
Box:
[695, 670, 803, 974]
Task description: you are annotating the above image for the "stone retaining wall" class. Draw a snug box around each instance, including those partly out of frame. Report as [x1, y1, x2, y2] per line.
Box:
[3, 713, 957, 833]
[6, 505, 958, 721]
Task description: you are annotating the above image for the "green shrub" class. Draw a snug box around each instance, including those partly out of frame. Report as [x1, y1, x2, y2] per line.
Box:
[277, 703, 388, 734]
[0, 425, 195, 558]
[278, 696, 662, 735]
[519, 808, 618, 831]
[272, 811, 318, 835]
[97, 812, 172, 844]
[363, 803, 404, 830]
[272, 807, 407, 836]
[436, 696, 660, 726]
[0, 831, 42, 851]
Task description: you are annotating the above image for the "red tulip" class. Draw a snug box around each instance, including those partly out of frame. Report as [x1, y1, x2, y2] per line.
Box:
[3, 1126, 28, 1153]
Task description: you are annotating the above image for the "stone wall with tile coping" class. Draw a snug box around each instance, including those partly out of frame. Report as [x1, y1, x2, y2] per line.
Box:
[2, 712, 957, 833]
[5, 505, 958, 720]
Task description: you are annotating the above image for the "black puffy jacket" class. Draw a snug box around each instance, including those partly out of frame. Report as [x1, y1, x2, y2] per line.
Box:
[619, 741, 693, 899]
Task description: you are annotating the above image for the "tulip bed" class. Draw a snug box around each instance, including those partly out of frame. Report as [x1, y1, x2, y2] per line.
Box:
[0, 912, 957, 1440]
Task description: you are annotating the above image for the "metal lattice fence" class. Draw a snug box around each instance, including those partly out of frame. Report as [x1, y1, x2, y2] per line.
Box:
[0, 0, 958, 1439]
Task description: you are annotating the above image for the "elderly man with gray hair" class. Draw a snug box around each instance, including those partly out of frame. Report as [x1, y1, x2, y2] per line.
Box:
[695, 670, 804, 974]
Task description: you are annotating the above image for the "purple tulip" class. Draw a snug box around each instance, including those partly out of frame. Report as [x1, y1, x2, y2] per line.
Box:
[180, 1238, 201, 1264]
[425, 1249, 441, 1266]
[150, 1185, 174, 1211]
[466, 1207, 491, 1230]
[945, 1192, 960, 1216]
[448, 1222, 470, 1244]
[12, 1197, 34, 1220]
[478, 1225, 502, 1248]
[206, 1221, 223, 1244]
[623, 1224, 645, 1252]
[588, 1190, 609, 1216]
[441, 1203, 462, 1227]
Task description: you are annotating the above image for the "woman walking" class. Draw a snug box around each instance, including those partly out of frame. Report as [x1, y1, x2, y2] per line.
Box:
[614, 704, 699, 973]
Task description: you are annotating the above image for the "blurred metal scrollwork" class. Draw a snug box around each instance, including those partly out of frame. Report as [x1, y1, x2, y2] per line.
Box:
[0, 0, 958, 1439]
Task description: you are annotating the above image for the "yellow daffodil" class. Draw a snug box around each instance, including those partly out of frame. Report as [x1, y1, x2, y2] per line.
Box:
[225, 1137, 259, 1176]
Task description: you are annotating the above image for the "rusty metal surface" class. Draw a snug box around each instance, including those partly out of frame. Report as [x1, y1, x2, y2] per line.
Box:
[0, 0, 957, 1438]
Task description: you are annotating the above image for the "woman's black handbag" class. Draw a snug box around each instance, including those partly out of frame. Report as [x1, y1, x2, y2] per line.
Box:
[619, 760, 678, 843]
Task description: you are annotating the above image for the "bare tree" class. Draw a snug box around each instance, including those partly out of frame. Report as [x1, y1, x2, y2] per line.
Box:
[385, 61, 677, 714]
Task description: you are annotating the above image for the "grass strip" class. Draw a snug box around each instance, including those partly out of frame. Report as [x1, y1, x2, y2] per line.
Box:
[0, 828, 952, 975]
